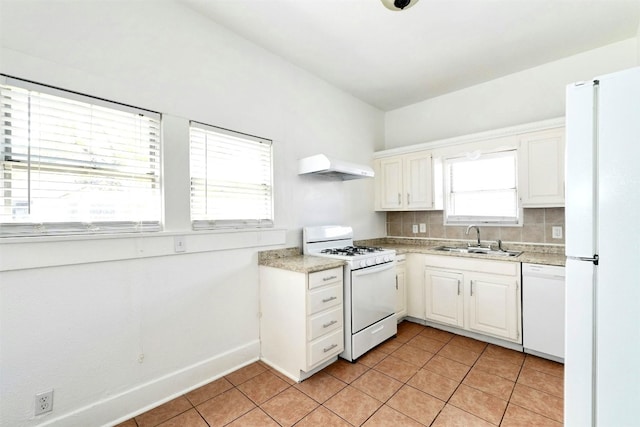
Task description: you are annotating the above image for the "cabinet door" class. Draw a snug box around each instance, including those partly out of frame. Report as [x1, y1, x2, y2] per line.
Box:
[395, 258, 407, 319]
[519, 128, 565, 207]
[467, 273, 520, 342]
[424, 268, 464, 328]
[406, 254, 426, 319]
[379, 157, 403, 209]
[404, 152, 433, 209]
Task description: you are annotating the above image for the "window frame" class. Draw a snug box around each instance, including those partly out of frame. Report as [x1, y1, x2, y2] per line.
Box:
[189, 121, 274, 230]
[443, 148, 522, 226]
[0, 75, 162, 237]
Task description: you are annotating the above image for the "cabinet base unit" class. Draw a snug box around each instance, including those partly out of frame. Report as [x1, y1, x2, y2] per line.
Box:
[259, 266, 344, 383]
[261, 353, 338, 383]
[422, 255, 522, 345]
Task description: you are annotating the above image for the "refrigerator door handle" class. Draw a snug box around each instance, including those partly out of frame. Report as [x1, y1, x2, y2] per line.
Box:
[567, 254, 599, 265]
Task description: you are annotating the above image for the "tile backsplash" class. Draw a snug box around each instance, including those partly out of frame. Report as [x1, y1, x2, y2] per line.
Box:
[386, 208, 565, 245]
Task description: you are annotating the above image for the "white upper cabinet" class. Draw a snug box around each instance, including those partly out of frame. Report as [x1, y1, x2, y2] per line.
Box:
[404, 152, 433, 209]
[378, 157, 404, 209]
[374, 118, 566, 212]
[375, 151, 433, 211]
[518, 127, 565, 207]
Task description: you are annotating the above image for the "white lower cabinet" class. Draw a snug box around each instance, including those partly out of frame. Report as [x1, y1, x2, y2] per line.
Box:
[395, 255, 407, 320]
[406, 254, 427, 319]
[424, 268, 464, 328]
[422, 255, 522, 344]
[467, 272, 519, 341]
[259, 266, 344, 382]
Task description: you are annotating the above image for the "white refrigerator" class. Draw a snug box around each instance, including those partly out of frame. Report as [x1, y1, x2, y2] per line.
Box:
[565, 67, 640, 426]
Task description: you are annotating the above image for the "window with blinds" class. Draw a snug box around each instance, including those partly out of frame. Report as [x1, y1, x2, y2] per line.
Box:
[444, 149, 520, 225]
[189, 122, 273, 229]
[0, 76, 162, 237]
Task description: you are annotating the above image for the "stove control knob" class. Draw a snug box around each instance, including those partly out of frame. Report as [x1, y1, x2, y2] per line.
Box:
[360, 260, 367, 268]
[376, 256, 383, 264]
[366, 258, 374, 266]
[384, 255, 391, 262]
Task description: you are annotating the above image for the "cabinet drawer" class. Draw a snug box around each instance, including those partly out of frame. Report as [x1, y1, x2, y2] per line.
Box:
[309, 267, 342, 290]
[424, 255, 519, 276]
[308, 307, 343, 341]
[308, 328, 344, 367]
[308, 284, 343, 315]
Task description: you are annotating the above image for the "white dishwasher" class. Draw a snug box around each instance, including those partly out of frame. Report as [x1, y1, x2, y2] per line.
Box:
[522, 263, 565, 362]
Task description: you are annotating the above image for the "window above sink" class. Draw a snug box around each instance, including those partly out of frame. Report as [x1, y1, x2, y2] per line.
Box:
[443, 148, 521, 226]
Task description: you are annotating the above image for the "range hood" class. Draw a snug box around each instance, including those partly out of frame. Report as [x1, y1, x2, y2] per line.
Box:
[298, 154, 374, 180]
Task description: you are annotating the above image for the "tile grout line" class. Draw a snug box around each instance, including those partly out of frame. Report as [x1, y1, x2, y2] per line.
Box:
[134, 323, 563, 427]
[437, 343, 504, 426]
[495, 351, 525, 426]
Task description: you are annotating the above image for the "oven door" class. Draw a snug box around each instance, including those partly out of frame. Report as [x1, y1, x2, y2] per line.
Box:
[351, 262, 396, 333]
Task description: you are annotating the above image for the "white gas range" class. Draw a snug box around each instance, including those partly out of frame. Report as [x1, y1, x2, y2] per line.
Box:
[303, 225, 397, 361]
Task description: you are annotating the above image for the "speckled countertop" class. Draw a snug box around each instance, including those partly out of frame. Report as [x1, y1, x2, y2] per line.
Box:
[258, 238, 565, 273]
[386, 244, 565, 266]
[258, 247, 346, 273]
[358, 238, 566, 267]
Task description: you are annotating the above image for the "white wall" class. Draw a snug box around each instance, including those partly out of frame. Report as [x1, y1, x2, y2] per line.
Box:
[0, 1, 385, 426]
[385, 38, 639, 148]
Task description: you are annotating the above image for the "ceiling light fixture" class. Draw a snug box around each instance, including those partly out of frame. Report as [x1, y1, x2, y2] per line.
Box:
[380, 0, 419, 11]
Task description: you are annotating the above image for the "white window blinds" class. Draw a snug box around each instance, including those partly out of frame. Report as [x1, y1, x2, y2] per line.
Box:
[444, 149, 520, 225]
[0, 76, 162, 236]
[189, 122, 273, 229]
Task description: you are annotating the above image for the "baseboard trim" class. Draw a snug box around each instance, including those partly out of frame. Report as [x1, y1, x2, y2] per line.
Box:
[34, 340, 260, 427]
[404, 317, 524, 352]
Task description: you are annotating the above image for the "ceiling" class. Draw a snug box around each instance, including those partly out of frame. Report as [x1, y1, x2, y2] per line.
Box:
[179, 0, 640, 111]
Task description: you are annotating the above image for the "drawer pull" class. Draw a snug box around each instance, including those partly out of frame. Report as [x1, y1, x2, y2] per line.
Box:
[322, 275, 337, 282]
[323, 320, 338, 328]
[323, 343, 338, 353]
[322, 296, 337, 303]
[371, 325, 384, 334]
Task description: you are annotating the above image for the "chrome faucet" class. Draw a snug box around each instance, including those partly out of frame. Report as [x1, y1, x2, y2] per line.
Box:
[466, 225, 481, 247]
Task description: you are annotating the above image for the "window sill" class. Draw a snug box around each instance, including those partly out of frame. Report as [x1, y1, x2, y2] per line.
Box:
[0, 228, 287, 272]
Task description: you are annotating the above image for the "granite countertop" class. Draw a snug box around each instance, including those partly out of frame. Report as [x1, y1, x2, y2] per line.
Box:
[388, 244, 565, 266]
[358, 238, 566, 267]
[257, 238, 566, 273]
[258, 248, 346, 273]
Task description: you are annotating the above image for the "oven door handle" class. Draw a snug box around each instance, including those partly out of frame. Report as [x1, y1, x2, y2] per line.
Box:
[351, 262, 395, 277]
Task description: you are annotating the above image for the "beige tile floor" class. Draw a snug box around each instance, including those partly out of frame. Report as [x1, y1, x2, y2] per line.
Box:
[116, 321, 564, 427]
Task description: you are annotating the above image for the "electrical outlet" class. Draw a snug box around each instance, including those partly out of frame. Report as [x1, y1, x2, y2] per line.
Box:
[412, 224, 418, 233]
[552, 226, 563, 239]
[419, 223, 427, 233]
[35, 390, 53, 415]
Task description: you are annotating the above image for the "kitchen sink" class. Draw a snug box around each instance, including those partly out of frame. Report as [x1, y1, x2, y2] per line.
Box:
[432, 246, 522, 257]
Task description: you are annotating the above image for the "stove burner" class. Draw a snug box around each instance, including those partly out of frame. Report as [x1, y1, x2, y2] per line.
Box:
[320, 246, 385, 256]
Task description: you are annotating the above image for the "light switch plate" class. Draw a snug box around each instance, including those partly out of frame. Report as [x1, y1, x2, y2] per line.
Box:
[552, 226, 563, 239]
[412, 224, 418, 234]
[174, 235, 186, 252]
[419, 223, 427, 233]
